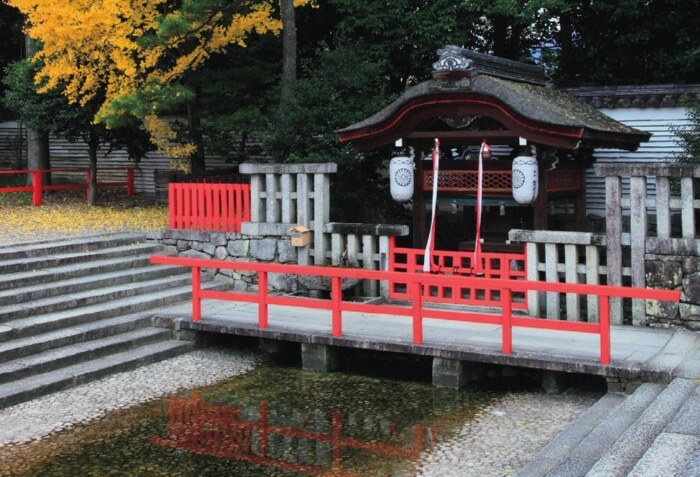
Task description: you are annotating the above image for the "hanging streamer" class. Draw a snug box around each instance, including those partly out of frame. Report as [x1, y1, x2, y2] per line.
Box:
[472, 141, 489, 276]
[423, 138, 440, 272]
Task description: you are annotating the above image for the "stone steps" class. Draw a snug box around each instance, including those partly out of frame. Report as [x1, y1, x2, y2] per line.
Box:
[0, 232, 214, 409]
[517, 379, 700, 476]
[0, 264, 186, 306]
[0, 254, 155, 291]
[0, 242, 162, 274]
[0, 327, 172, 384]
[0, 273, 193, 323]
[0, 340, 194, 409]
[0, 232, 147, 260]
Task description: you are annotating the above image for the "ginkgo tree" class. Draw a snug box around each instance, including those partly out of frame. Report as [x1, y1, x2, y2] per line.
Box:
[7, 0, 311, 170]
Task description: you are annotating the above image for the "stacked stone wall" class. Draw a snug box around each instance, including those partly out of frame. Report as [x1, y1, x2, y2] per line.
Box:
[645, 239, 700, 331]
[153, 229, 299, 293]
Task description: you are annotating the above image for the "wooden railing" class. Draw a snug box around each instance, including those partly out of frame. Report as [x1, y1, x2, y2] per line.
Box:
[168, 182, 250, 233]
[0, 167, 134, 206]
[150, 255, 681, 364]
[389, 237, 527, 309]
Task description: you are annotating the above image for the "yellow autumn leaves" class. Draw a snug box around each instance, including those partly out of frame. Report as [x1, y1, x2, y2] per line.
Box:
[0, 193, 168, 239]
[9, 0, 312, 162]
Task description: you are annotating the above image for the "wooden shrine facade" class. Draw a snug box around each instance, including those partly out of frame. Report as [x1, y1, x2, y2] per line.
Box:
[337, 46, 650, 249]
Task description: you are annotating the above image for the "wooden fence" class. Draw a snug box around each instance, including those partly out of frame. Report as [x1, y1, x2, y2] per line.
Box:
[168, 183, 250, 233]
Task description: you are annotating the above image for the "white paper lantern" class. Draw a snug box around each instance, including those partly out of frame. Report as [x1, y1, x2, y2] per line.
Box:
[389, 156, 414, 202]
[512, 155, 538, 205]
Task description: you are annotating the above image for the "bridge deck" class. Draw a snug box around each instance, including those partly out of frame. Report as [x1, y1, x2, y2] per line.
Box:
[155, 299, 700, 383]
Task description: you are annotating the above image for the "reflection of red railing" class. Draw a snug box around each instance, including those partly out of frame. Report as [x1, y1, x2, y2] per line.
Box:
[150, 393, 433, 476]
[168, 183, 250, 233]
[0, 168, 134, 206]
[149, 255, 681, 364]
[423, 169, 582, 195]
[388, 238, 527, 309]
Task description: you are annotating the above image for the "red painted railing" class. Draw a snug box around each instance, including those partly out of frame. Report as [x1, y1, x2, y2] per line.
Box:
[389, 237, 527, 309]
[149, 255, 681, 365]
[168, 182, 250, 233]
[150, 393, 433, 476]
[0, 167, 134, 206]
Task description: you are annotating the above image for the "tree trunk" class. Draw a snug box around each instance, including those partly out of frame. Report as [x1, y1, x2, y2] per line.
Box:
[24, 32, 51, 187]
[87, 130, 98, 206]
[492, 15, 509, 58]
[277, 0, 297, 129]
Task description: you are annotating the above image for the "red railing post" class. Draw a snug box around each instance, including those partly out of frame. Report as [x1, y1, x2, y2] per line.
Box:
[31, 170, 43, 206]
[331, 275, 342, 337]
[259, 271, 268, 328]
[258, 401, 268, 457]
[126, 167, 135, 196]
[501, 287, 513, 354]
[192, 266, 201, 322]
[599, 295, 611, 364]
[331, 412, 343, 470]
[411, 280, 423, 344]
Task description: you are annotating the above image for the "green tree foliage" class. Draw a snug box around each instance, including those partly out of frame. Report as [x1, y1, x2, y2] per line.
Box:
[2, 58, 152, 204]
[0, 4, 24, 120]
[673, 99, 700, 163]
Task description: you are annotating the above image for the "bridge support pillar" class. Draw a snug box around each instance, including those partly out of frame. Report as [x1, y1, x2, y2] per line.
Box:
[432, 357, 467, 389]
[301, 343, 339, 372]
[541, 370, 567, 394]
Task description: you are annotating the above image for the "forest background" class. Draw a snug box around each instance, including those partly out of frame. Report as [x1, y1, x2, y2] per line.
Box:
[0, 0, 698, 218]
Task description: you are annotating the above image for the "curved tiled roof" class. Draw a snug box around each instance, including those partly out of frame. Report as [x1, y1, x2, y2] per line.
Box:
[338, 73, 651, 151]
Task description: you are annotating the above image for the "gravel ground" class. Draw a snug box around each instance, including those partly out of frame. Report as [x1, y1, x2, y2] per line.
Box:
[0, 347, 260, 447]
[415, 390, 598, 477]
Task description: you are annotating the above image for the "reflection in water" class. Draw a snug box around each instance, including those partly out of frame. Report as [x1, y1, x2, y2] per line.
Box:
[1, 365, 496, 476]
[150, 392, 437, 476]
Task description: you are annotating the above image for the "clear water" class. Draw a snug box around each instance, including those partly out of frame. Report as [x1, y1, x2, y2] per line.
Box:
[0, 358, 601, 476]
[1, 362, 504, 476]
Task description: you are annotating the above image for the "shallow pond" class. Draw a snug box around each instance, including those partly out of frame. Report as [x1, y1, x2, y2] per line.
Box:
[0, 357, 601, 476]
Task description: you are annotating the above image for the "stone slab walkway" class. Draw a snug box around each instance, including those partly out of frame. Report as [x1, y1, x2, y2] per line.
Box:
[156, 298, 700, 383]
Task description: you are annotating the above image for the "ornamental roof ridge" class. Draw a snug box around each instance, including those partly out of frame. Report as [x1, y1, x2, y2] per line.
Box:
[431, 46, 548, 86]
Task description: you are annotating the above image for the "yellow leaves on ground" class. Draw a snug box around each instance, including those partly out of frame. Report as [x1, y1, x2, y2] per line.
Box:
[0, 192, 168, 237]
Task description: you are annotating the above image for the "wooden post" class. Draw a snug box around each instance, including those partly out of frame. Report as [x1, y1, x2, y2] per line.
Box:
[362, 234, 378, 296]
[656, 176, 671, 239]
[574, 169, 587, 231]
[564, 244, 580, 321]
[526, 242, 540, 316]
[545, 243, 560, 320]
[605, 176, 623, 325]
[630, 176, 647, 325]
[681, 177, 695, 239]
[586, 245, 600, 323]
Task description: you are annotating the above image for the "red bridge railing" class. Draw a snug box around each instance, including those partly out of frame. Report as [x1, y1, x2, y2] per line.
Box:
[389, 237, 527, 309]
[150, 255, 681, 365]
[0, 167, 134, 206]
[168, 182, 250, 233]
[150, 393, 433, 476]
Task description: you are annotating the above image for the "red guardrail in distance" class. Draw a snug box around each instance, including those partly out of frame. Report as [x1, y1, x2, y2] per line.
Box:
[168, 182, 250, 233]
[0, 168, 135, 206]
[389, 237, 527, 309]
[148, 255, 682, 365]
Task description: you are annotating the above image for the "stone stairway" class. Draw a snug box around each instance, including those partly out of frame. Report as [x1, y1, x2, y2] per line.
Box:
[517, 378, 700, 476]
[0, 233, 214, 409]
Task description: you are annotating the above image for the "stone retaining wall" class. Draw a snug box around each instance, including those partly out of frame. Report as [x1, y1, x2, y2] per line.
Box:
[645, 238, 700, 331]
[154, 229, 299, 293]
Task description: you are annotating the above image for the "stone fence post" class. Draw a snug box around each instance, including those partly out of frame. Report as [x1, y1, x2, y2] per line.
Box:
[240, 162, 337, 265]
